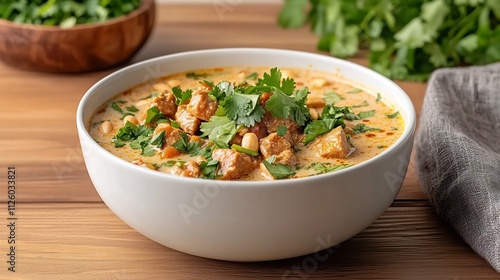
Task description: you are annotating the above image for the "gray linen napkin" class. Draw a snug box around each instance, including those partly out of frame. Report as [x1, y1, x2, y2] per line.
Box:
[415, 63, 500, 272]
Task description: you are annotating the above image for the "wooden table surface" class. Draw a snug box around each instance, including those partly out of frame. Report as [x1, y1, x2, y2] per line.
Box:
[0, 4, 497, 279]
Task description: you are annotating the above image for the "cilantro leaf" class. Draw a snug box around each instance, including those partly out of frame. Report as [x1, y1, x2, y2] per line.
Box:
[186, 72, 209, 79]
[200, 116, 238, 148]
[277, 125, 287, 137]
[262, 156, 296, 179]
[172, 87, 193, 105]
[375, 93, 382, 102]
[279, 0, 500, 81]
[346, 88, 362, 94]
[266, 88, 309, 126]
[126, 105, 139, 113]
[145, 106, 161, 124]
[246, 72, 258, 80]
[352, 100, 369, 108]
[0, 0, 141, 27]
[358, 110, 376, 119]
[303, 119, 336, 145]
[387, 111, 400, 118]
[141, 145, 156, 157]
[223, 93, 264, 127]
[172, 133, 202, 155]
[257, 67, 296, 95]
[278, 0, 308, 28]
[112, 122, 155, 155]
[199, 160, 219, 179]
[305, 162, 352, 175]
[303, 105, 355, 145]
[111, 102, 123, 113]
[353, 124, 381, 133]
[149, 131, 165, 148]
[323, 91, 343, 104]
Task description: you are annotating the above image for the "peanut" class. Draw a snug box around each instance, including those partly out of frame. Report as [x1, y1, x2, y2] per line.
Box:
[242, 132, 259, 152]
[99, 121, 113, 134]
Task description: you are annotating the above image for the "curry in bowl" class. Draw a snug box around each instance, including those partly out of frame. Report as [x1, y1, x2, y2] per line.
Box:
[89, 67, 403, 180]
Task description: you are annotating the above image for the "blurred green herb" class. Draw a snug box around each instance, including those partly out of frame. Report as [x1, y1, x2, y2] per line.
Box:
[279, 0, 500, 81]
[0, 0, 141, 28]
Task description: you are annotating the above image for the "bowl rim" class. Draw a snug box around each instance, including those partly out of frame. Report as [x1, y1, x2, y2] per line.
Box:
[0, 0, 155, 31]
[77, 48, 417, 187]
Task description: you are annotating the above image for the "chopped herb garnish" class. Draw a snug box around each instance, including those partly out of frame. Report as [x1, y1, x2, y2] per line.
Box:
[265, 87, 309, 126]
[130, 134, 150, 150]
[323, 91, 343, 104]
[145, 106, 162, 124]
[194, 145, 215, 159]
[231, 144, 259, 156]
[358, 110, 376, 119]
[141, 145, 156, 157]
[352, 123, 380, 133]
[258, 67, 296, 95]
[149, 131, 165, 148]
[111, 102, 124, 114]
[200, 160, 219, 179]
[0, 0, 141, 27]
[126, 105, 139, 113]
[303, 119, 336, 145]
[305, 162, 351, 175]
[375, 93, 382, 102]
[223, 92, 265, 127]
[172, 133, 202, 155]
[112, 121, 156, 157]
[391, 126, 399, 131]
[163, 160, 186, 167]
[246, 72, 258, 80]
[244, 68, 309, 126]
[387, 111, 400, 119]
[200, 116, 238, 148]
[186, 72, 209, 79]
[112, 101, 139, 120]
[170, 119, 180, 129]
[209, 81, 232, 102]
[352, 100, 369, 108]
[172, 87, 193, 105]
[347, 88, 362, 94]
[156, 118, 169, 124]
[276, 125, 288, 137]
[377, 145, 386, 149]
[262, 156, 296, 179]
[303, 105, 354, 145]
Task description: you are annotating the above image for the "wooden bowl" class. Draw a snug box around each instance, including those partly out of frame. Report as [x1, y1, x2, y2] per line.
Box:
[0, 0, 155, 73]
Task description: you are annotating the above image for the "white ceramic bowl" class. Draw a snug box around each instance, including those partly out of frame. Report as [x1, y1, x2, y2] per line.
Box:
[77, 48, 416, 261]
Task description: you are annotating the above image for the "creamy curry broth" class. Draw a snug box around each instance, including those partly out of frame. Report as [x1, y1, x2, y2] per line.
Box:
[89, 67, 404, 180]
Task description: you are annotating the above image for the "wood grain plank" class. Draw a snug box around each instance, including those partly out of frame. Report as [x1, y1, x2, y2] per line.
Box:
[0, 4, 427, 203]
[1, 203, 495, 279]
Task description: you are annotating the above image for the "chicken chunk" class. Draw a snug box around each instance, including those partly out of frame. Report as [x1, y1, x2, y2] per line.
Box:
[311, 126, 353, 159]
[274, 149, 298, 167]
[259, 133, 292, 159]
[171, 161, 201, 178]
[152, 92, 177, 119]
[153, 123, 183, 147]
[265, 116, 302, 145]
[187, 88, 218, 121]
[175, 105, 200, 135]
[212, 149, 257, 180]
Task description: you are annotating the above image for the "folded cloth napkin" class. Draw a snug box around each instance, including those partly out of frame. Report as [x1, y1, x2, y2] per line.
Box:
[415, 63, 500, 272]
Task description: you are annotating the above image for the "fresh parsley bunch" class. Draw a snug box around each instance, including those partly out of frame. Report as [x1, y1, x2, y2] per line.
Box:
[0, 0, 141, 28]
[279, 0, 500, 81]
